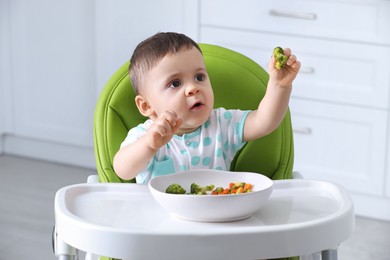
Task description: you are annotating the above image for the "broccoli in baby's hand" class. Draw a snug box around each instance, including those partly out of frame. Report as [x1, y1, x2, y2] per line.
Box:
[190, 183, 215, 195]
[273, 46, 288, 70]
[165, 183, 186, 194]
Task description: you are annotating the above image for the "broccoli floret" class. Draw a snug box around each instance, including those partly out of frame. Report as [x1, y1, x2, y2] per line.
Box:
[273, 46, 288, 70]
[232, 182, 245, 189]
[273, 46, 284, 56]
[214, 187, 224, 193]
[165, 183, 186, 194]
[204, 184, 215, 191]
[190, 183, 215, 195]
[190, 183, 202, 194]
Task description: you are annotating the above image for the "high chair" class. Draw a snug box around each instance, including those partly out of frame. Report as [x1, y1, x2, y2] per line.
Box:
[54, 44, 353, 260]
[93, 43, 295, 260]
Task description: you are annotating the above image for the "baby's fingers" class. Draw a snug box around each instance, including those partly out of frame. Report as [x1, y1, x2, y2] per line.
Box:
[152, 110, 181, 137]
[286, 54, 297, 66]
[164, 110, 179, 128]
[291, 60, 301, 71]
[154, 122, 169, 137]
[283, 48, 301, 72]
[163, 110, 183, 134]
[147, 120, 172, 150]
[171, 118, 183, 133]
[283, 48, 292, 57]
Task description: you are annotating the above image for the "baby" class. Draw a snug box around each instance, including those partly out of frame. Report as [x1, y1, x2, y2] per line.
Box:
[113, 32, 300, 184]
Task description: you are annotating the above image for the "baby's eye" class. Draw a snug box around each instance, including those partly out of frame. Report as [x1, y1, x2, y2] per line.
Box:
[195, 73, 206, 82]
[169, 80, 181, 88]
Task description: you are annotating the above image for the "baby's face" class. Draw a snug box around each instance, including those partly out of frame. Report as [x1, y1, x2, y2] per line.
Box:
[142, 47, 214, 135]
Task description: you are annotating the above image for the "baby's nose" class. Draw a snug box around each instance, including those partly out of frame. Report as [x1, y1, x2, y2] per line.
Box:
[185, 85, 200, 96]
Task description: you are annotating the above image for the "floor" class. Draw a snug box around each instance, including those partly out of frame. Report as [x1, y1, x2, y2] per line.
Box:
[0, 155, 389, 260]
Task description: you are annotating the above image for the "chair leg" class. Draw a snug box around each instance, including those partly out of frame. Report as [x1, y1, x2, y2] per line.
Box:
[299, 251, 321, 260]
[321, 249, 338, 260]
[53, 226, 77, 260]
[85, 252, 100, 260]
[57, 256, 76, 260]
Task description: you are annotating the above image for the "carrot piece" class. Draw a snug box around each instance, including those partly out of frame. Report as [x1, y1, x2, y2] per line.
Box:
[229, 183, 235, 189]
[244, 183, 252, 191]
[236, 187, 244, 194]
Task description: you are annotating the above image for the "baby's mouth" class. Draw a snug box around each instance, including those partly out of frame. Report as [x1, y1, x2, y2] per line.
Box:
[190, 101, 203, 110]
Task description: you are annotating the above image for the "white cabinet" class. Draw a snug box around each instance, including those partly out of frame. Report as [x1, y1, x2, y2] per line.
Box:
[290, 99, 388, 196]
[201, 0, 390, 45]
[199, 0, 390, 220]
[200, 28, 390, 109]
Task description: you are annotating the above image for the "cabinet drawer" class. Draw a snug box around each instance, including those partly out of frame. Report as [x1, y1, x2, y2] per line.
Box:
[200, 27, 390, 109]
[289, 99, 387, 196]
[201, 0, 390, 45]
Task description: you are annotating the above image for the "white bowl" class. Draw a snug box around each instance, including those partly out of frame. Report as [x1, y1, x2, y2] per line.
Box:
[148, 169, 274, 222]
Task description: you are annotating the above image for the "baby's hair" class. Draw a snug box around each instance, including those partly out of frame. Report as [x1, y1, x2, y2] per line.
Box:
[129, 32, 202, 95]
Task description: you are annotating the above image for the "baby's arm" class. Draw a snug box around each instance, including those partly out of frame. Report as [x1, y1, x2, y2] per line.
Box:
[113, 110, 182, 180]
[243, 48, 301, 141]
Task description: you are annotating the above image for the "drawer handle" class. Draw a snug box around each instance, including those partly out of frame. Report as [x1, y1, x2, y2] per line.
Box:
[300, 67, 315, 74]
[293, 127, 312, 135]
[269, 9, 317, 20]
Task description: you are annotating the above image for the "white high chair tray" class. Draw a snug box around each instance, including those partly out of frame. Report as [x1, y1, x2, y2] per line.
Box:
[55, 179, 354, 260]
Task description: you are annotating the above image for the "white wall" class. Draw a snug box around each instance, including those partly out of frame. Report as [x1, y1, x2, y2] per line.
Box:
[94, 0, 199, 95]
[0, 0, 199, 167]
[0, 0, 11, 153]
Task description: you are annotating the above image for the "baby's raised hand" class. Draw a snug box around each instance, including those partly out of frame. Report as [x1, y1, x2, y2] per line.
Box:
[146, 110, 182, 150]
[268, 47, 301, 88]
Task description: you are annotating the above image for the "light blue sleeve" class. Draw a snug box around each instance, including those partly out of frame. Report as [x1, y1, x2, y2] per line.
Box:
[119, 120, 155, 184]
[120, 120, 152, 148]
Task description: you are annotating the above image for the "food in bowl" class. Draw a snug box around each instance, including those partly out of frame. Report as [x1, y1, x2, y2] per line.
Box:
[165, 182, 253, 195]
[149, 169, 273, 222]
[165, 183, 215, 195]
[165, 183, 187, 194]
[212, 182, 253, 195]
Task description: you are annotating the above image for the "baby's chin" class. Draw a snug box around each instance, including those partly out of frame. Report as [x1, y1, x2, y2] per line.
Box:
[175, 126, 201, 136]
[176, 110, 211, 135]
[176, 121, 206, 136]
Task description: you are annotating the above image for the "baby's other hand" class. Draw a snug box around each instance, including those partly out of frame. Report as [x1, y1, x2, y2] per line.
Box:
[268, 47, 301, 88]
[146, 110, 182, 150]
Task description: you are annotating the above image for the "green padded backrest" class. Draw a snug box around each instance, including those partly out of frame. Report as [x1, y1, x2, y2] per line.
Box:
[94, 43, 294, 183]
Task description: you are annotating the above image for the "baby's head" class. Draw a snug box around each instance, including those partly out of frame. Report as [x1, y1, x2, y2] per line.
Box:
[129, 32, 202, 95]
[128, 32, 214, 135]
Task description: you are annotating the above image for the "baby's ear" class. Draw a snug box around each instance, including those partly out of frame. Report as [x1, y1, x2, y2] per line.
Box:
[135, 95, 154, 117]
